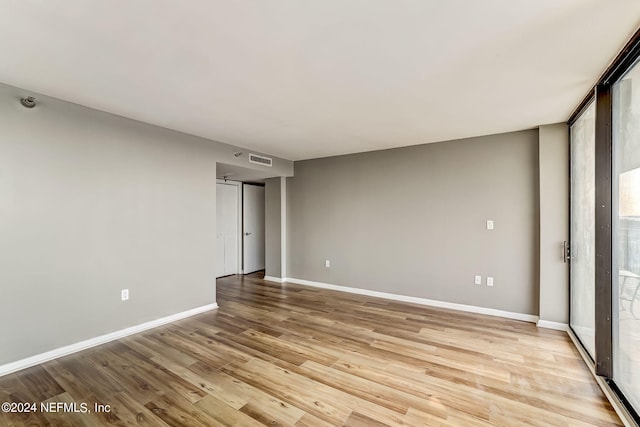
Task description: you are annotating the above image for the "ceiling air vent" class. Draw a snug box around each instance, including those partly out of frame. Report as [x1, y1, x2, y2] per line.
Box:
[249, 153, 273, 167]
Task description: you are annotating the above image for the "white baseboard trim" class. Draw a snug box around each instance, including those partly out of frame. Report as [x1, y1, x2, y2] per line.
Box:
[283, 277, 538, 323]
[263, 276, 284, 283]
[536, 320, 569, 331]
[0, 303, 218, 378]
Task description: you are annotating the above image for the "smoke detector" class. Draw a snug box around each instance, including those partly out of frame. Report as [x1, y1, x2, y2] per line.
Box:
[20, 96, 36, 108]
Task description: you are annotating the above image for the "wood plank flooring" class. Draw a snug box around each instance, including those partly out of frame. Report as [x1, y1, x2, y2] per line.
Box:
[0, 273, 621, 426]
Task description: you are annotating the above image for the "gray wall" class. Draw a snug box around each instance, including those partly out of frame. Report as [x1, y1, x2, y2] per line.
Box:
[265, 178, 281, 278]
[287, 130, 540, 315]
[0, 82, 292, 366]
[538, 124, 569, 323]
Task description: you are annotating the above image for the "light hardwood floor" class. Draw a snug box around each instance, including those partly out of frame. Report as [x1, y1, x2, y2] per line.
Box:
[0, 273, 622, 426]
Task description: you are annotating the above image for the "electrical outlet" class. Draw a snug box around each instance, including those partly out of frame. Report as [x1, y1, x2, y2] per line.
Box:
[121, 289, 129, 301]
[487, 277, 494, 287]
[474, 275, 482, 285]
[325, 260, 330, 268]
[486, 220, 494, 230]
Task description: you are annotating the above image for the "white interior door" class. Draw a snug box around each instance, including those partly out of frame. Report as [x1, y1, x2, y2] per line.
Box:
[243, 184, 265, 274]
[216, 182, 239, 277]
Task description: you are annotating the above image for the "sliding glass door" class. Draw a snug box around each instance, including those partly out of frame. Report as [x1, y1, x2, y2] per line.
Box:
[566, 26, 640, 422]
[570, 101, 597, 357]
[613, 58, 640, 412]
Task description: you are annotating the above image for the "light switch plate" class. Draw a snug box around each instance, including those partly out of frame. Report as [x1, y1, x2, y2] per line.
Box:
[487, 277, 494, 287]
[487, 220, 494, 230]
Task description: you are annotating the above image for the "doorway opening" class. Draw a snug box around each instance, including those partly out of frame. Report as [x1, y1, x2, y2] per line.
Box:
[216, 163, 273, 279]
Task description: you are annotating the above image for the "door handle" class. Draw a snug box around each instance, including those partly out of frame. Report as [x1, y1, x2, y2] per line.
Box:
[563, 240, 571, 263]
[245, 232, 252, 236]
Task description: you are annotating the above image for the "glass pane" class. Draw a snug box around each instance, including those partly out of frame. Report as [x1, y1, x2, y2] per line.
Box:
[613, 59, 640, 412]
[570, 101, 596, 357]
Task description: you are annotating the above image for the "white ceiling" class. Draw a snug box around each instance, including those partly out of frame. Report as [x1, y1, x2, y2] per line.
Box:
[1, 1, 639, 161]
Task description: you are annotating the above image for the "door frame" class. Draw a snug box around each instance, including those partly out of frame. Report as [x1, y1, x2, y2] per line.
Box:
[216, 179, 243, 275]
